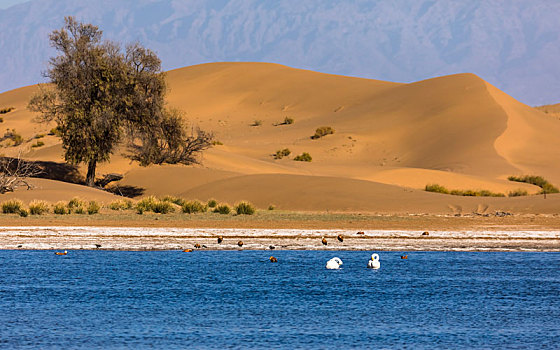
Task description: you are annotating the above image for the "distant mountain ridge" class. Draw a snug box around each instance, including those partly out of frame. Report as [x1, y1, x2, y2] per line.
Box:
[1, 0, 559, 105]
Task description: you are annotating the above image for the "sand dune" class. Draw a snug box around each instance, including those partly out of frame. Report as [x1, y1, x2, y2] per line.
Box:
[0, 62, 559, 214]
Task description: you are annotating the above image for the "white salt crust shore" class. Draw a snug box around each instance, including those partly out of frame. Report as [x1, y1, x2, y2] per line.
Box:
[0, 227, 559, 251]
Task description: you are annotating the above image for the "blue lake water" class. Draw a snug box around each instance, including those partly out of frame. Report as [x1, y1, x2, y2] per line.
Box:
[0, 250, 559, 349]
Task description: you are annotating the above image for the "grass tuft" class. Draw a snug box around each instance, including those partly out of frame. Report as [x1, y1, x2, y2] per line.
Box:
[109, 199, 134, 210]
[234, 201, 256, 215]
[182, 200, 207, 214]
[207, 199, 218, 208]
[29, 200, 50, 215]
[87, 201, 101, 215]
[426, 184, 505, 197]
[53, 201, 69, 215]
[508, 175, 559, 194]
[213, 203, 231, 215]
[294, 152, 312, 162]
[508, 189, 528, 197]
[1, 199, 23, 214]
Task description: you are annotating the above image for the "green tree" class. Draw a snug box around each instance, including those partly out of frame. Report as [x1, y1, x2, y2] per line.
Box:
[29, 17, 212, 186]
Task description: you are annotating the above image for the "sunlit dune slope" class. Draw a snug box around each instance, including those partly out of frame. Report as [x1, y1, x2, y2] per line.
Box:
[0, 62, 559, 213]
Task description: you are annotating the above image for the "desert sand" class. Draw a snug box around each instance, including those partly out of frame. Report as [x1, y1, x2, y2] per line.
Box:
[0, 62, 559, 236]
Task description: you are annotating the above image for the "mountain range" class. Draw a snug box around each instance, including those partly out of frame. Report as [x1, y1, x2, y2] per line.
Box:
[0, 0, 559, 106]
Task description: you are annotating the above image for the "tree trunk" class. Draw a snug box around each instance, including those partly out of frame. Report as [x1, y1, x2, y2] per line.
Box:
[86, 158, 97, 187]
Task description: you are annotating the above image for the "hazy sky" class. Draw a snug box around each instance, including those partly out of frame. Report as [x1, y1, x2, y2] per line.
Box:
[0, 0, 28, 9]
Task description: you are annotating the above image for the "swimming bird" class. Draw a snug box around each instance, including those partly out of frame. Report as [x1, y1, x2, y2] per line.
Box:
[217, 236, 223, 244]
[55, 250, 68, 256]
[194, 243, 201, 249]
[401, 254, 408, 259]
[326, 257, 343, 269]
[322, 237, 328, 245]
[367, 253, 380, 269]
[337, 234, 344, 242]
[183, 249, 193, 252]
[269, 256, 278, 263]
[238, 241, 244, 247]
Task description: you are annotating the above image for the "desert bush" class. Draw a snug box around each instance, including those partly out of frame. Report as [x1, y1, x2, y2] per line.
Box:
[135, 196, 174, 214]
[234, 201, 256, 215]
[207, 199, 218, 208]
[67, 197, 86, 213]
[213, 203, 231, 215]
[251, 119, 263, 126]
[29, 200, 49, 215]
[508, 189, 528, 197]
[2, 129, 23, 146]
[18, 208, 28, 217]
[425, 184, 449, 194]
[31, 141, 45, 148]
[182, 200, 207, 214]
[311, 126, 335, 139]
[162, 195, 186, 206]
[294, 152, 312, 162]
[268, 204, 275, 210]
[1, 199, 23, 213]
[48, 127, 63, 137]
[274, 148, 291, 159]
[109, 199, 134, 210]
[508, 175, 559, 194]
[281, 117, 294, 125]
[151, 201, 174, 214]
[53, 201, 69, 215]
[87, 201, 101, 214]
[0, 117, 3, 123]
[34, 134, 46, 139]
[211, 140, 223, 145]
[0, 107, 14, 114]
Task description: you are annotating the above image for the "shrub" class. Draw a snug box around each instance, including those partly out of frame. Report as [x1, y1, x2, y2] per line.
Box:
[29, 200, 50, 215]
[31, 141, 45, 148]
[53, 201, 69, 215]
[207, 199, 218, 208]
[109, 199, 134, 210]
[87, 201, 101, 214]
[508, 175, 559, 194]
[0, 107, 14, 114]
[251, 120, 263, 126]
[425, 184, 449, 194]
[268, 204, 275, 210]
[294, 152, 312, 162]
[152, 201, 174, 214]
[234, 201, 256, 215]
[274, 148, 291, 159]
[282, 117, 294, 125]
[34, 134, 46, 139]
[311, 126, 335, 139]
[508, 189, 528, 197]
[182, 200, 207, 214]
[211, 140, 223, 146]
[135, 196, 174, 214]
[3, 129, 24, 146]
[18, 208, 28, 217]
[162, 195, 186, 206]
[48, 127, 63, 137]
[0, 117, 3, 123]
[68, 197, 86, 214]
[1, 199, 23, 214]
[213, 203, 231, 215]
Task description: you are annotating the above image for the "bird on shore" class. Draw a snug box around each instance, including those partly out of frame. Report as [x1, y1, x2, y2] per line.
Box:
[322, 237, 328, 245]
[238, 241, 244, 247]
[269, 256, 278, 263]
[367, 254, 380, 269]
[55, 250, 68, 256]
[422, 231, 429, 236]
[356, 231, 365, 235]
[194, 243, 201, 249]
[95, 244, 101, 249]
[326, 257, 343, 269]
[217, 236, 223, 244]
[337, 234, 344, 242]
[269, 245, 275, 250]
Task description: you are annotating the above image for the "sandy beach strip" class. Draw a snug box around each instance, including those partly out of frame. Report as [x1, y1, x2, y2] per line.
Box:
[1, 226, 559, 251]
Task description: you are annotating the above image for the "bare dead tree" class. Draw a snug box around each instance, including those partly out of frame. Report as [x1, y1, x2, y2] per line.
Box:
[0, 153, 42, 194]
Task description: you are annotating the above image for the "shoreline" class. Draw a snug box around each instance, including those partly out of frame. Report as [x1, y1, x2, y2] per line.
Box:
[2, 226, 559, 252]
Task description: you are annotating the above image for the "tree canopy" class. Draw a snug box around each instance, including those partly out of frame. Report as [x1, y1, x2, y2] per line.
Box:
[29, 17, 212, 186]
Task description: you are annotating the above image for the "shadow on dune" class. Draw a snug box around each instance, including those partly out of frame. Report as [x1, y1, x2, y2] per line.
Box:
[32, 160, 85, 184]
[104, 185, 145, 198]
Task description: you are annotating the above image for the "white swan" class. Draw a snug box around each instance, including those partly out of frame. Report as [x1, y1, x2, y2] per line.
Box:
[326, 257, 343, 269]
[367, 253, 380, 269]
